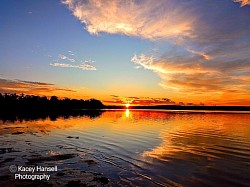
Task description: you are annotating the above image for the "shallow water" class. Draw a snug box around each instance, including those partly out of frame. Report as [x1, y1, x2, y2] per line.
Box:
[0, 110, 250, 186]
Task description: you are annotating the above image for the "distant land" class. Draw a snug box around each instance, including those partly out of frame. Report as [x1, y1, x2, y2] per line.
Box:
[0, 94, 249, 114]
[106, 105, 250, 111]
[0, 93, 105, 122]
[0, 93, 104, 112]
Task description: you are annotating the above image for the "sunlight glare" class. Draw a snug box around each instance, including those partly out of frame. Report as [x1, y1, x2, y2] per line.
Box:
[125, 109, 130, 118]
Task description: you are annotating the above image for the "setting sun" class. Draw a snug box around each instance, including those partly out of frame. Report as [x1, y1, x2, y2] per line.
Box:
[125, 103, 130, 108]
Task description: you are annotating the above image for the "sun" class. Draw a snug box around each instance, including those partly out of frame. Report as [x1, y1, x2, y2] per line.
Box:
[125, 103, 130, 108]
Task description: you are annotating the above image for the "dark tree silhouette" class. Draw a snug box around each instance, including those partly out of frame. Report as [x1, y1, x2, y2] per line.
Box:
[0, 93, 104, 110]
[0, 93, 105, 122]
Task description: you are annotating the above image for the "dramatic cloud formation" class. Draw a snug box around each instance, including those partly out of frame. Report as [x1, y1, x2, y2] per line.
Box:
[0, 78, 75, 95]
[62, 0, 250, 104]
[62, 0, 250, 40]
[129, 1, 250, 104]
[62, 0, 193, 40]
[131, 49, 250, 105]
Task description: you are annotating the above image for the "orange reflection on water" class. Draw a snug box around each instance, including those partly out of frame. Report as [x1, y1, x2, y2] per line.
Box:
[0, 110, 169, 137]
[142, 113, 250, 161]
[1, 111, 250, 155]
[1, 110, 249, 186]
[125, 109, 130, 118]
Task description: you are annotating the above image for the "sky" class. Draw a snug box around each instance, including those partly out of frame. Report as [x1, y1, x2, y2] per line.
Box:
[0, 0, 250, 106]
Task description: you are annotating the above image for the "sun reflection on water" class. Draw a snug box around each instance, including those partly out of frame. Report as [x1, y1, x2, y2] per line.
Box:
[125, 109, 130, 118]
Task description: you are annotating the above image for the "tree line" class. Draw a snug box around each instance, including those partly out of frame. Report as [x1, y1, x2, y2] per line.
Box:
[0, 93, 105, 112]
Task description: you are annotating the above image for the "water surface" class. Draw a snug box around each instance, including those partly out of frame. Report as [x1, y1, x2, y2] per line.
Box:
[0, 110, 250, 186]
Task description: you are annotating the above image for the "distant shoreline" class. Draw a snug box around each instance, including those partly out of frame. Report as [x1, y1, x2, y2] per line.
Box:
[1, 94, 249, 113]
[105, 105, 250, 111]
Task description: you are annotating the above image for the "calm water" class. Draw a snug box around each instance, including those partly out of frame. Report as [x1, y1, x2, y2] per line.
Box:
[0, 110, 250, 186]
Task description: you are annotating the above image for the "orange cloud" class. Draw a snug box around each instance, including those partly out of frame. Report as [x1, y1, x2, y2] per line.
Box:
[131, 53, 250, 105]
[104, 95, 175, 106]
[0, 78, 76, 96]
[234, 0, 250, 6]
[61, 0, 250, 105]
[62, 0, 194, 40]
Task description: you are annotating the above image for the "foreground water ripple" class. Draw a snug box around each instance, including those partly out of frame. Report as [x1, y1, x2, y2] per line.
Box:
[0, 110, 250, 186]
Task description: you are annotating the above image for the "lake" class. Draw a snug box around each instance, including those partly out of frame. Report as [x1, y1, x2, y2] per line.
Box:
[0, 110, 250, 186]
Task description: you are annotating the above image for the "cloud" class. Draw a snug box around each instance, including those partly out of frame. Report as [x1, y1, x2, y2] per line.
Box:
[62, 0, 250, 42]
[131, 53, 212, 75]
[58, 54, 68, 60]
[68, 51, 75, 56]
[104, 95, 175, 105]
[186, 48, 210, 60]
[50, 62, 75, 68]
[128, 0, 250, 104]
[132, 53, 250, 95]
[79, 63, 97, 70]
[62, 0, 194, 40]
[15, 80, 54, 86]
[62, 0, 250, 104]
[58, 54, 76, 62]
[50, 62, 96, 70]
[50, 51, 97, 71]
[131, 53, 250, 105]
[234, 0, 250, 6]
[0, 78, 76, 95]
